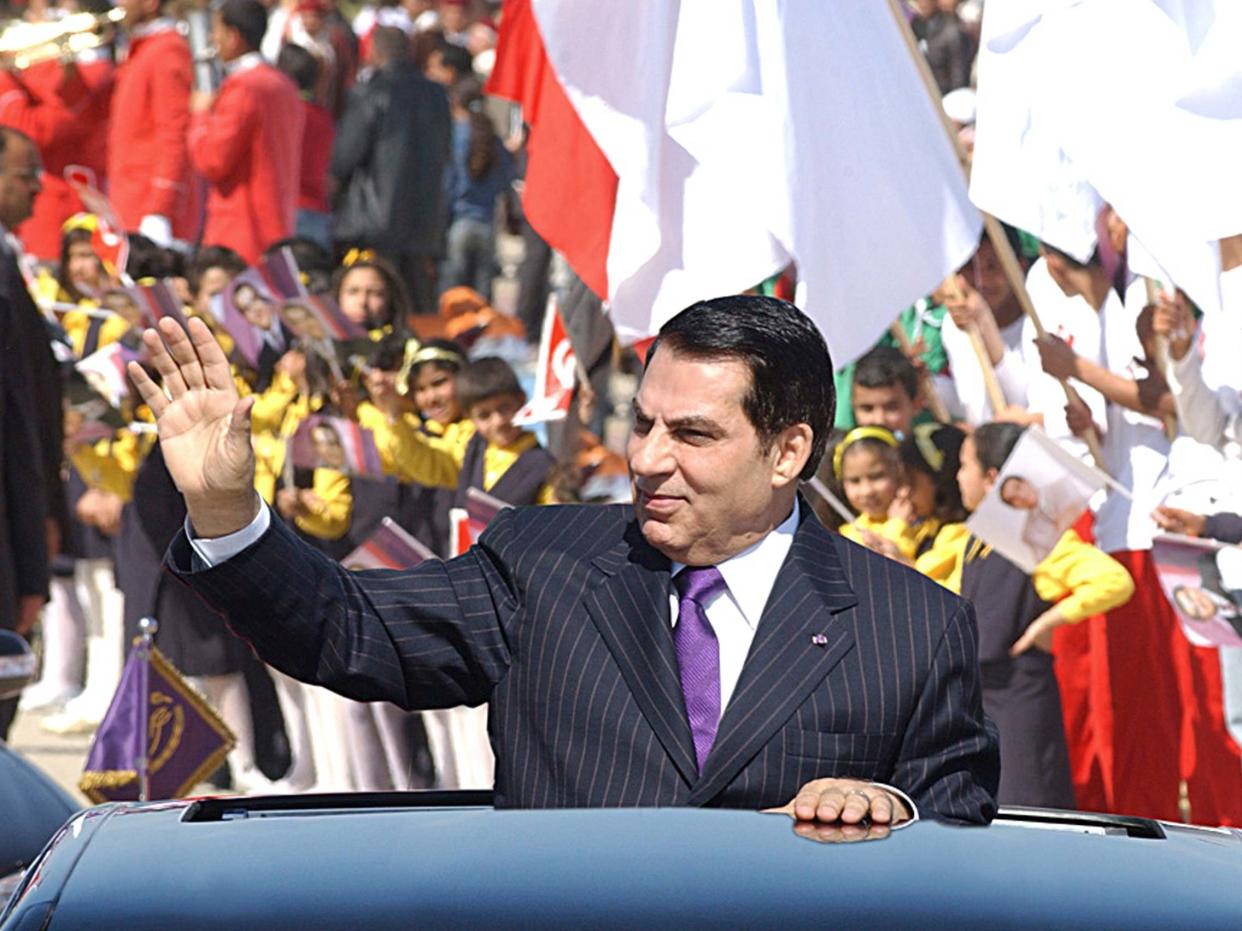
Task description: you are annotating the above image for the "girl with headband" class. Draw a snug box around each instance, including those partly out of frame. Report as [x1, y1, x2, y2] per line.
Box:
[834, 426, 920, 561]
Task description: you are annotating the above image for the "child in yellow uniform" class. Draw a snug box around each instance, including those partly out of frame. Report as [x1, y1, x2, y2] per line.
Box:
[398, 337, 475, 464]
[916, 422, 1135, 809]
[453, 357, 556, 507]
[834, 426, 920, 560]
[898, 422, 968, 558]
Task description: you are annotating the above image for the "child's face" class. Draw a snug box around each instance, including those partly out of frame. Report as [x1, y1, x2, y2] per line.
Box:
[413, 363, 461, 424]
[956, 437, 993, 512]
[906, 469, 938, 520]
[338, 267, 390, 328]
[66, 241, 104, 290]
[470, 393, 524, 448]
[841, 447, 901, 521]
[852, 383, 917, 438]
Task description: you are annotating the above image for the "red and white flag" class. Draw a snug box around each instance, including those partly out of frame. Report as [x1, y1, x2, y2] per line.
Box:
[448, 488, 511, 558]
[76, 342, 141, 408]
[514, 295, 576, 425]
[489, 0, 981, 365]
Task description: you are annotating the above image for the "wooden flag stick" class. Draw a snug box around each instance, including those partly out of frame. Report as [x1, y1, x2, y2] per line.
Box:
[886, 0, 1109, 472]
[940, 274, 1008, 415]
[807, 476, 855, 525]
[887, 321, 951, 423]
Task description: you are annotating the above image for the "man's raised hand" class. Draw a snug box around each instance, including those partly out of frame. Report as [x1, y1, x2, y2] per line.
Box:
[127, 317, 260, 538]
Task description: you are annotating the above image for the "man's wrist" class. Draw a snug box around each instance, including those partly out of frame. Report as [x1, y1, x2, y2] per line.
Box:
[186, 491, 262, 540]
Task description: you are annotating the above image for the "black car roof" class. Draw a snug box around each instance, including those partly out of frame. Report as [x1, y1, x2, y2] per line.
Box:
[8, 798, 1242, 929]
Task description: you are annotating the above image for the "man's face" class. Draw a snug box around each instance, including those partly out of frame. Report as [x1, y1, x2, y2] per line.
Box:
[412, 362, 460, 424]
[628, 348, 794, 565]
[1175, 587, 1217, 621]
[0, 138, 42, 229]
[971, 240, 1011, 314]
[1041, 247, 1081, 299]
[469, 393, 523, 448]
[1000, 476, 1039, 511]
[212, 13, 243, 63]
[118, 0, 159, 28]
[312, 425, 346, 469]
[195, 266, 234, 315]
[852, 383, 915, 438]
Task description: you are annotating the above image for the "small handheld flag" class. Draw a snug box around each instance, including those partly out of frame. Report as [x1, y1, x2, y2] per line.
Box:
[80, 617, 235, 803]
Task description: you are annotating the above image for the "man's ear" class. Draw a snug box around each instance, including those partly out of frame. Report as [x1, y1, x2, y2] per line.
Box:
[770, 423, 814, 489]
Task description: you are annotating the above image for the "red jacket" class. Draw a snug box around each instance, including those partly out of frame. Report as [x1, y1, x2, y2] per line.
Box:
[107, 26, 198, 239]
[0, 59, 113, 260]
[298, 100, 334, 213]
[189, 61, 304, 265]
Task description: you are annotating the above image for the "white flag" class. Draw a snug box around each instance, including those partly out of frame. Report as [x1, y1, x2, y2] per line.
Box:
[531, 0, 982, 365]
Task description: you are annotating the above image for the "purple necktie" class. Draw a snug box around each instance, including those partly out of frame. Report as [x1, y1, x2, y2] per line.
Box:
[674, 566, 726, 772]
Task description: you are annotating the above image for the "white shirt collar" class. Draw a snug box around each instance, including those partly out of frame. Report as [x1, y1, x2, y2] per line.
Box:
[225, 52, 265, 77]
[132, 17, 177, 40]
[672, 498, 800, 629]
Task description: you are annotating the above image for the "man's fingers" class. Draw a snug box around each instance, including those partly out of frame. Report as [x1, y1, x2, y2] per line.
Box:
[162, 316, 206, 389]
[836, 789, 872, 825]
[145, 326, 188, 399]
[127, 359, 168, 417]
[868, 791, 895, 825]
[189, 315, 237, 391]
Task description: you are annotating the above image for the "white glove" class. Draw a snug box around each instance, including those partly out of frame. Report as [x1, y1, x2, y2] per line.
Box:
[138, 214, 173, 248]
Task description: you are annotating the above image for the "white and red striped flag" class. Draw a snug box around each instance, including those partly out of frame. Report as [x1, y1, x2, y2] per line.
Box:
[514, 295, 576, 425]
[489, 0, 982, 365]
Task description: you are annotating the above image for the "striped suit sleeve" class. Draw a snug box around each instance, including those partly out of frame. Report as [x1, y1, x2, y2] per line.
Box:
[892, 598, 1000, 824]
[165, 505, 522, 711]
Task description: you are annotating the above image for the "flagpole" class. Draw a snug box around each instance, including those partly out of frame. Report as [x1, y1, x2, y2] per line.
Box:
[885, 0, 1109, 471]
[136, 615, 158, 802]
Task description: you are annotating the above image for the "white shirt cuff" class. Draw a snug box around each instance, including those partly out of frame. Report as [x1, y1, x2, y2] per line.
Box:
[186, 499, 271, 568]
[872, 781, 919, 827]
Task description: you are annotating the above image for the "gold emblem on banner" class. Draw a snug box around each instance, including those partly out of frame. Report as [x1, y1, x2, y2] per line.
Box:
[148, 690, 185, 773]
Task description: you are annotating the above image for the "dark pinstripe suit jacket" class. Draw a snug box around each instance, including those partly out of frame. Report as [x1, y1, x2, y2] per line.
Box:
[167, 500, 1000, 823]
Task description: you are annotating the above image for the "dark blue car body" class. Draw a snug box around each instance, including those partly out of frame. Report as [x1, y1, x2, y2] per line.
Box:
[4, 792, 1242, 929]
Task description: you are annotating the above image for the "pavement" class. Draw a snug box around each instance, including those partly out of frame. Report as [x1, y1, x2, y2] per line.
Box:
[7, 706, 94, 805]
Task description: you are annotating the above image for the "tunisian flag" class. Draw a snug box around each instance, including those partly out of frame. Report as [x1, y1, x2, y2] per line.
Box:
[489, 0, 982, 365]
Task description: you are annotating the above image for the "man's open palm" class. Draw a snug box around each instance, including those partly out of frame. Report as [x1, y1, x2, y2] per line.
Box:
[127, 317, 260, 538]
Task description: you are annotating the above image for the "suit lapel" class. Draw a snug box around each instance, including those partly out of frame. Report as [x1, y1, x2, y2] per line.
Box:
[687, 517, 859, 806]
[583, 523, 700, 787]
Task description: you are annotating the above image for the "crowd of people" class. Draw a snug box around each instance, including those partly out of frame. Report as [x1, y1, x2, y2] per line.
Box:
[0, 0, 1239, 824]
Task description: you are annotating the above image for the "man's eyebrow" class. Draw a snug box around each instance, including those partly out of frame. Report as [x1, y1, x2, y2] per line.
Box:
[630, 400, 722, 432]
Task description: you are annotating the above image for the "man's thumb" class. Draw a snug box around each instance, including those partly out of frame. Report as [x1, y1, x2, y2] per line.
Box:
[228, 395, 255, 440]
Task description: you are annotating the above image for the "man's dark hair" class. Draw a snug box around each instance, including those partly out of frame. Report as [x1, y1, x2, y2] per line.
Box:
[972, 421, 1026, 473]
[264, 236, 333, 274]
[456, 356, 524, 412]
[436, 41, 473, 81]
[277, 43, 321, 95]
[647, 295, 834, 482]
[187, 245, 247, 296]
[125, 234, 184, 280]
[372, 26, 412, 65]
[219, 0, 268, 53]
[852, 344, 919, 401]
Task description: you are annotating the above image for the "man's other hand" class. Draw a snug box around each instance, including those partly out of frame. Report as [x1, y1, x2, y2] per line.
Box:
[767, 777, 912, 826]
[127, 317, 259, 538]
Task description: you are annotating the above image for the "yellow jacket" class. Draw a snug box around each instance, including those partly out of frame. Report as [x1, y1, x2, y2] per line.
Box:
[916, 524, 1135, 621]
[293, 468, 353, 540]
[355, 402, 459, 489]
[67, 430, 147, 502]
[481, 431, 557, 505]
[839, 513, 920, 561]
